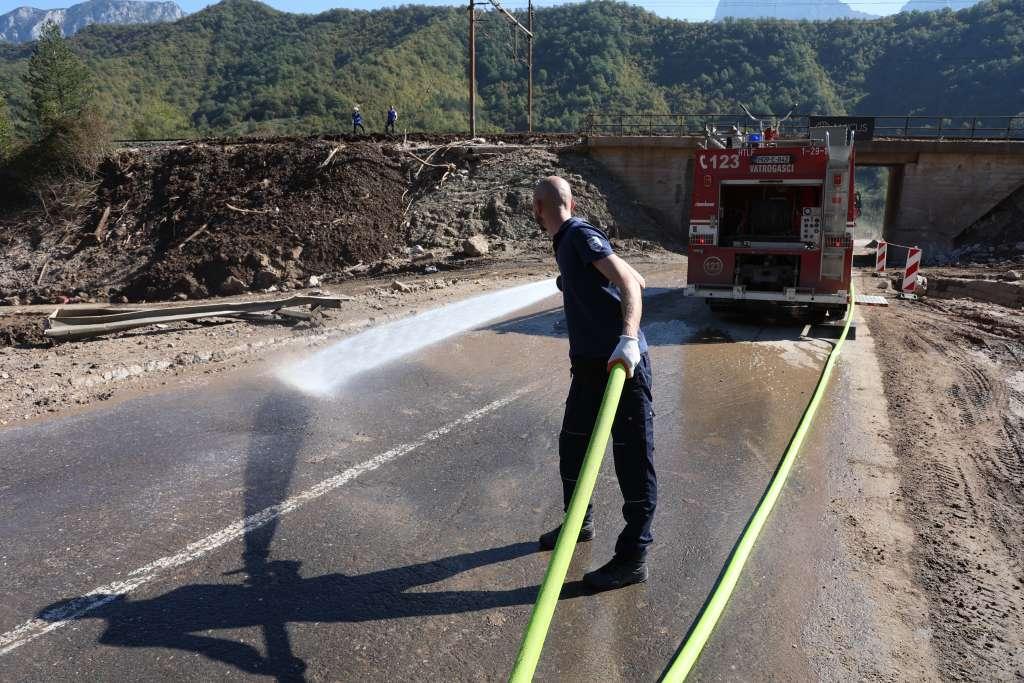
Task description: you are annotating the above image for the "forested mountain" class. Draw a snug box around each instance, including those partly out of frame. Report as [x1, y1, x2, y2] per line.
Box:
[0, 0, 1021, 137]
[0, 0, 183, 44]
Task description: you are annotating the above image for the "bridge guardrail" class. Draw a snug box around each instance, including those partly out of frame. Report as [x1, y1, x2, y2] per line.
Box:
[582, 113, 1024, 140]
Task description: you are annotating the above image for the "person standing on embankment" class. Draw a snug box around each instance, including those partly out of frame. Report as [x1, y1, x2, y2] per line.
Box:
[385, 105, 398, 134]
[352, 106, 365, 135]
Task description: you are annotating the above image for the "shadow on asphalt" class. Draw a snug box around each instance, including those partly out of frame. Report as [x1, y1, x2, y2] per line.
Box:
[38, 546, 590, 681]
[36, 389, 590, 682]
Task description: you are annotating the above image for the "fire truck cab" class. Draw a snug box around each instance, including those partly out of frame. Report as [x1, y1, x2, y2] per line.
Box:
[685, 123, 857, 319]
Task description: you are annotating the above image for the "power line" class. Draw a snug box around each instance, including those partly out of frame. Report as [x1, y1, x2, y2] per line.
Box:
[468, 0, 536, 134]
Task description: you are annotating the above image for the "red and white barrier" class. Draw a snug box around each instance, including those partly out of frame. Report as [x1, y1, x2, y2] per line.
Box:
[875, 240, 887, 273]
[902, 246, 922, 295]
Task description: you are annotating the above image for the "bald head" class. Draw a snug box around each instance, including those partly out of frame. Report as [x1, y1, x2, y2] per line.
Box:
[534, 175, 573, 210]
[533, 175, 575, 236]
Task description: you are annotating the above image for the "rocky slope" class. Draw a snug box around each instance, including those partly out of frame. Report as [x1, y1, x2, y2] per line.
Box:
[900, 0, 981, 11]
[0, 0, 183, 43]
[712, 0, 982, 20]
[714, 0, 877, 20]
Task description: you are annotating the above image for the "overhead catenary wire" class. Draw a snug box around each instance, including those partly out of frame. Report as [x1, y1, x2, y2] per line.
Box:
[468, 0, 535, 134]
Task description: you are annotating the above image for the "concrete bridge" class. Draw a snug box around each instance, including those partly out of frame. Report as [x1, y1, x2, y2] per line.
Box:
[584, 135, 1024, 252]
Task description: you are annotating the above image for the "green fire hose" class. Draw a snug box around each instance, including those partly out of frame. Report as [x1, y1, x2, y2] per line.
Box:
[661, 283, 856, 682]
[508, 284, 855, 682]
[509, 363, 627, 683]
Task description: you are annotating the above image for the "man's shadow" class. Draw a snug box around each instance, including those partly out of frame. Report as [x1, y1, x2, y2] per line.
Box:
[37, 390, 588, 681]
[39, 545, 564, 679]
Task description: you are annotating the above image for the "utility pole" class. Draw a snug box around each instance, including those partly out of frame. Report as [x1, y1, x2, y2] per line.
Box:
[469, 0, 476, 137]
[468, 0, 532, 135]
[527, 0, 533, 132]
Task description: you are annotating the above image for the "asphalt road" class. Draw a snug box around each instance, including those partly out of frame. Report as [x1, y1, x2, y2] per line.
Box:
[0, 275, 853, 682]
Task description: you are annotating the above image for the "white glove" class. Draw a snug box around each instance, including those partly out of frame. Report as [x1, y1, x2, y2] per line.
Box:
[608, 335, 641, 378]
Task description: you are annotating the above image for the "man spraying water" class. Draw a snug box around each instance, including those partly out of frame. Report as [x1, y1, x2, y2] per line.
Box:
[532, 176, 657, 591]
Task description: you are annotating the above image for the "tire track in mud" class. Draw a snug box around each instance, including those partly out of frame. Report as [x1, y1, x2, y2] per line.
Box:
[866, 300, 1024, 681]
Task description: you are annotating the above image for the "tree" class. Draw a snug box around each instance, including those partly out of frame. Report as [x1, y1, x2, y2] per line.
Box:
[22, 22, 92, 139]
[5, 22, 109, 212]
[0, 92, 12, 160]
[131, 100, 191, 139]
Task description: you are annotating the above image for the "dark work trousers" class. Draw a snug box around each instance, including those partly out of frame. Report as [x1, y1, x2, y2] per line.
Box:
[353, 123, 365, 134]
[559, 353, 656, 561]
[385, 121, 395, 134]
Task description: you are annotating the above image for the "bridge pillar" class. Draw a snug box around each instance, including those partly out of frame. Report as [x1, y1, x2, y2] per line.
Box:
[583, 136, 699, 238]
[887, 153, 1024, 251]
[882, 165, 904, 241]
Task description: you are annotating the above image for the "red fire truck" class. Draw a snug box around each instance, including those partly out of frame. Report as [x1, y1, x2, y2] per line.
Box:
[685, 118, 857, 320]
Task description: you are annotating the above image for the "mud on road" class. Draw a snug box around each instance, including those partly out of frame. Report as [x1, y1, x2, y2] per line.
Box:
[865, 292, 1024, 679]
[0, 259, 565, 426]
[2, 252, 1023, 679]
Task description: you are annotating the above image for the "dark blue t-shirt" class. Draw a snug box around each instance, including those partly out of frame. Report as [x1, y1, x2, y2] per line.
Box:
[387, 109, 397, 123]
[553, 217, 648, 359]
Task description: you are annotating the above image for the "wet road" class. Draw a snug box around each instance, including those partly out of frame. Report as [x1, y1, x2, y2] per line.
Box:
[0, 273, 846, 681]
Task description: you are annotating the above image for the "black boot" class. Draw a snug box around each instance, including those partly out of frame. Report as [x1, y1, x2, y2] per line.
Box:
[538, 516, 595, 551]
[583, 555, 648, 591]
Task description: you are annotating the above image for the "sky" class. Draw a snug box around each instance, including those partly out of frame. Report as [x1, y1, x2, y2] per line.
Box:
[0, 0, 917, 23]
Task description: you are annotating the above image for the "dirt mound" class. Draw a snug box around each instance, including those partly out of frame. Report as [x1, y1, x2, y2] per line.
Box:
[0, 136, 671, 306]
[928, 276, 1024, 308]
[0, 140, 407, 303]
[948, 183, 1024, 264]
[108, 140, 406, 300]
[0, 315, 48, 347]
[404, 146, 665, 252]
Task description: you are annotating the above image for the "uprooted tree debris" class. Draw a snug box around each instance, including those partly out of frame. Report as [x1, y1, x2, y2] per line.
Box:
[0, 136, 667, 320]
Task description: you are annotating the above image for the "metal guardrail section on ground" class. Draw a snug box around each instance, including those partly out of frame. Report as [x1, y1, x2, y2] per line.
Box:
[581, 113, 1024, 140]
[43, 295, 349, 341]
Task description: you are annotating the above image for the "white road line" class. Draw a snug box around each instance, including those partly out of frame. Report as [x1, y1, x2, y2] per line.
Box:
[0, 386, 534, 657]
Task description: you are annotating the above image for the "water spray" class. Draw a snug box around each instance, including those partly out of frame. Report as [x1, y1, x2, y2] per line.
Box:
[276, 279, 559, 396]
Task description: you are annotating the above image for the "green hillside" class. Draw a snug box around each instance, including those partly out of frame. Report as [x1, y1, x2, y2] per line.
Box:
[1, 0, 1022, 137]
